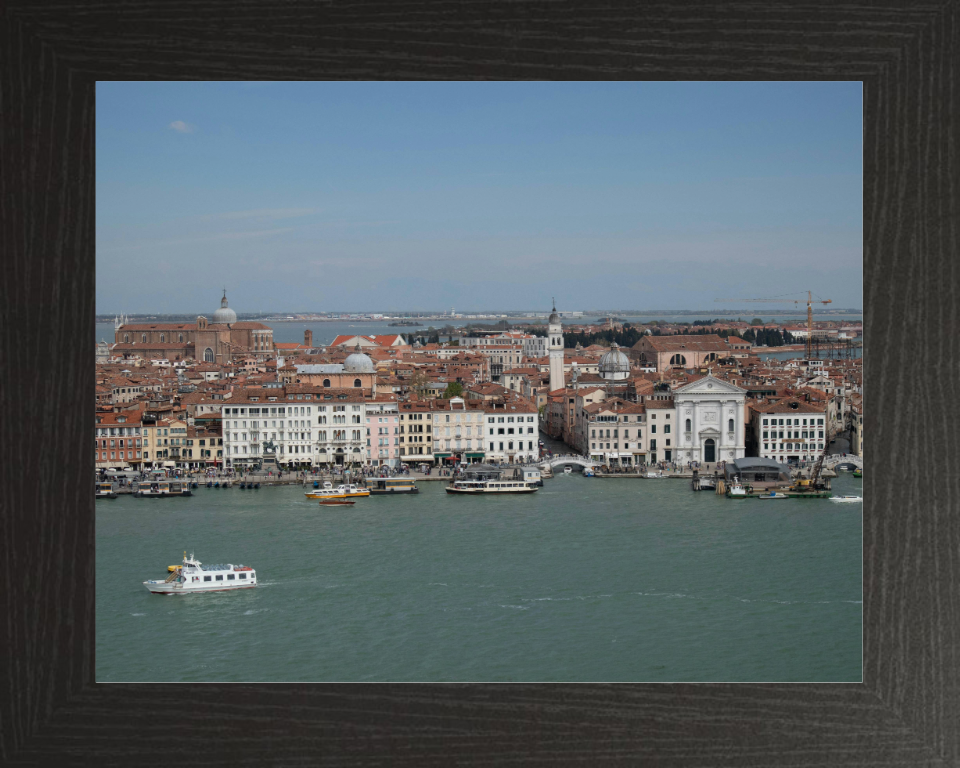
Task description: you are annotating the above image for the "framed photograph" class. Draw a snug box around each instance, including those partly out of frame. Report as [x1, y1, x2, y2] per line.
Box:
[3, 1, 939, 764]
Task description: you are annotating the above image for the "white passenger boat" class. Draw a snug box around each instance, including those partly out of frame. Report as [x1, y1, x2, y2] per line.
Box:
[96, 482, 118, 499]
[445, 478, 540, 494]
[305, 483, 370, 500]
[563, 466, 573, 474]
[726, 481, 749, 497]
[646, 471, 666, 478]
[143, 552, 257, 594]
[829, 495, 863, 503]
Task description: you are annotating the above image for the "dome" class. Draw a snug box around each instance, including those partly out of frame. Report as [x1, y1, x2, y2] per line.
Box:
[598, 342, 631, 381]
[548, 298, 560, 325]
[343, 344, 376, 373]
[212, 290, 237, 325]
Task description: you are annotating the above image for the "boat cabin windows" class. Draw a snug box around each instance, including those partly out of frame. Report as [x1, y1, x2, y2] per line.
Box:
[204, 576, 212, 582]
[215, 575, 224, 581]
[239, 573, 247, 579]
[227, 574, 235, 580]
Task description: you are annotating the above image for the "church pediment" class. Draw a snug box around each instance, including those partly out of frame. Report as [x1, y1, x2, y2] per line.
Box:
[674, 375, 746, 397]
[698, 426, 721, 435]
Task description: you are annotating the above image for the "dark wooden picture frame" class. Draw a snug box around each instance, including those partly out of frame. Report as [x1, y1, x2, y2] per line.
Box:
[2, 2, 947, 764]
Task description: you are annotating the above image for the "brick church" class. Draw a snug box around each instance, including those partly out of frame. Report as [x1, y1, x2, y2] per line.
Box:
[112, 291, 275, 364]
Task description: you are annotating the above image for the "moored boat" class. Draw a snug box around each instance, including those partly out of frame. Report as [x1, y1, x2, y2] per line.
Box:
[829, 495, 863, 503]
[133, 480, 193, 498]
[96, 482, 118, 500]
[726, 481, 749, 497]
[853, 468, 862, 478]
[368, 478, 419, 494]
[143, 552, 257, 594]
[757, 492, 788, 499]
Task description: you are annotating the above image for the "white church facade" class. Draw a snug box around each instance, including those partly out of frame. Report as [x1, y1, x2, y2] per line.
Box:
[671, 375, 747, 465]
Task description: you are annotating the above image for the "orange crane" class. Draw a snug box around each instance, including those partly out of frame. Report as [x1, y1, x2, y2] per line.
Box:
[714, 291, 832, 359]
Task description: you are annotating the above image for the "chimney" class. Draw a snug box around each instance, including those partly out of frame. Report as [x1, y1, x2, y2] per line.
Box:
[304, 329, 313, 347]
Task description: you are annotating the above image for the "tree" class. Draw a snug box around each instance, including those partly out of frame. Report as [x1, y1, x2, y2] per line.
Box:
[410, 370, 429, 397]
[443, 382, 464, 398]
[751, 318, 763, 326]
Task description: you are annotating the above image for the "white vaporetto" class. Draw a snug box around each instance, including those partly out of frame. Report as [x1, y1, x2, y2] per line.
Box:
[143, 552, 257, 595]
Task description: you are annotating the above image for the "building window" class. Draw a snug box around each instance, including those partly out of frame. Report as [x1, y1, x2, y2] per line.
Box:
[323, 379, 331, 387]
[204, 347, 214, 362]
[354, 379, 362, 388]
[728, 419, 734, 432]
[685, 418, 691, 432]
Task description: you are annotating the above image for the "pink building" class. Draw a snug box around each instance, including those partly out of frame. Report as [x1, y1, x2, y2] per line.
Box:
[366, 401, 400, 467]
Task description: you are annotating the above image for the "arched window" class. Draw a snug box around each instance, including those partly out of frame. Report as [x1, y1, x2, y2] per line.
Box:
[141, 334, 147, 343]
[685, 418, 691, 432]
[179, 334, 183, 342]
[124, 334, 129, 343]
[669, 354, 687, 366]
[160, 334, 165, 342]
[203, 348, 214, 363]
[728, 418, 734, 432]
[354, 379, 362, 388]
[323, 379, 331, 388]
[706, 352, 717, 362]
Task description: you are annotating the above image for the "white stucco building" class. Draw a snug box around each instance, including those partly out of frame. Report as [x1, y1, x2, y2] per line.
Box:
[672, 375, 747, 464]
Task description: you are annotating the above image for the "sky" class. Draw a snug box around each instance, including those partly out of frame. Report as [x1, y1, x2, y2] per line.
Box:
[96, 82, 862, 315]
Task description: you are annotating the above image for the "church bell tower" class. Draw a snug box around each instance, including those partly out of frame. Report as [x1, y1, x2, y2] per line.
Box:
[548, 299, 565, 392]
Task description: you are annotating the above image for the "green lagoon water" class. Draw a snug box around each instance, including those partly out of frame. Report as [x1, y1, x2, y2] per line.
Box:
[96, 473, 862, 682]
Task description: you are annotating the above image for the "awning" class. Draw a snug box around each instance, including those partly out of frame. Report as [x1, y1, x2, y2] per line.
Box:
[465, 452, 485, 457]
[163, 461, 176, 467]
[434, 453, 452, 458]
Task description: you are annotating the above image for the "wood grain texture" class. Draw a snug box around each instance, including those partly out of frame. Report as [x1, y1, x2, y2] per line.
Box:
[1, 1, 953, 764]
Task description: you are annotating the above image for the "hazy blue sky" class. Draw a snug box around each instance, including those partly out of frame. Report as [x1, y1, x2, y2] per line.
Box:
[97, 82, 862, 314]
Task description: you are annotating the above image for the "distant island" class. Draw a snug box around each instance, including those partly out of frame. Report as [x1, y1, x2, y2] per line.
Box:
[389, 320, 424, 327]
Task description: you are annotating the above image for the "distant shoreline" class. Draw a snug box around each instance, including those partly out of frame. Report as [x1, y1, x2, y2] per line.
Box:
[95, 311, 864, 324]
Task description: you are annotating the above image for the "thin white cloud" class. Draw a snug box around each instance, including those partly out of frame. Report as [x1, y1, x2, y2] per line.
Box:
[213, 208, 318, 221]
[168, 120, 195, 134]
[98, 227, 295, 253]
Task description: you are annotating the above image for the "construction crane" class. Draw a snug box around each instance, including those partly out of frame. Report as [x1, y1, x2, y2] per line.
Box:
[714, 291, 832, 359]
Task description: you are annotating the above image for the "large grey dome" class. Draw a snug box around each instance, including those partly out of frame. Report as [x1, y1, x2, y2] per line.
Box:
[343, 344, 376, 373]
[212, 290, 237, 324]
[598, 342, 631, 380]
